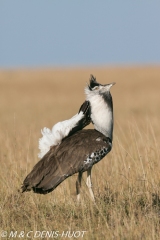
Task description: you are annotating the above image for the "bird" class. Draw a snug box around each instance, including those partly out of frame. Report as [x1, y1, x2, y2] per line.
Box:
[22, 75, 115, 202]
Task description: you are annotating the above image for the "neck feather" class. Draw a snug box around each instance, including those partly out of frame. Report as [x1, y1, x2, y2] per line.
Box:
[85, 87, 113, 139]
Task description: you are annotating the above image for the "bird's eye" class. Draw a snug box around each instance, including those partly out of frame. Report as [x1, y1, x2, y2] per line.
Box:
[93, 86, 99, 90]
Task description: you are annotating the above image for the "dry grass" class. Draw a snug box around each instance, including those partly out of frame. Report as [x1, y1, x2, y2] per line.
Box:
[0, 66, 160, 239]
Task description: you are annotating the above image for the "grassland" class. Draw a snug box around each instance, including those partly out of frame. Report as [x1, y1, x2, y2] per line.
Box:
[0, 66, 160, 239]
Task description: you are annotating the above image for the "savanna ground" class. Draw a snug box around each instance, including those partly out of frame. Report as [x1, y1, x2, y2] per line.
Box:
[0, 66, 160, 239]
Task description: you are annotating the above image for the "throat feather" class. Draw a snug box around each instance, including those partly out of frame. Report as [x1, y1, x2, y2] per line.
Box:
[85, 92, 113, 139]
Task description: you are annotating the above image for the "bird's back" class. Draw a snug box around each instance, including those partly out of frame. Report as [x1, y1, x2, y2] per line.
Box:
[22, 129, 112, 194]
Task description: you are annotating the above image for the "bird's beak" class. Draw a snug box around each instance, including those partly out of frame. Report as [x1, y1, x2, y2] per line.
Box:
[106, 82, 116, 87]
[104, 82, 116, 90]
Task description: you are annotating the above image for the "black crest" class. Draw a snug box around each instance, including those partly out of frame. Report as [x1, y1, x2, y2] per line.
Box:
[89, 75, 100, 90]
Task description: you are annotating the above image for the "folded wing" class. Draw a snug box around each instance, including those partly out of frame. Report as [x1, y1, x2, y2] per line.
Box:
[22, 129, 111, 194]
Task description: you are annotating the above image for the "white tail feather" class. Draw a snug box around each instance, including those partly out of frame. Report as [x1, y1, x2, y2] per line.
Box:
[38, 112, 84, 158]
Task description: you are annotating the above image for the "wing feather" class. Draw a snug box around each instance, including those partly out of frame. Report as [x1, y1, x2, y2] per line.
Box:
[22, 129, 111, 194]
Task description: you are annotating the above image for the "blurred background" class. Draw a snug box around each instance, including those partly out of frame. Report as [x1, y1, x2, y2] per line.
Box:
[0, 1, 160, 68]
[1, 3, 160, 238]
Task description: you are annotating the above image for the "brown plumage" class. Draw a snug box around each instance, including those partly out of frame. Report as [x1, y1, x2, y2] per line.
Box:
[22, 129, 112, 194]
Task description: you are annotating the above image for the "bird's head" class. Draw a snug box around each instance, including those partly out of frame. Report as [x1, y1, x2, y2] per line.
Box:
[87, 75, 115, 94]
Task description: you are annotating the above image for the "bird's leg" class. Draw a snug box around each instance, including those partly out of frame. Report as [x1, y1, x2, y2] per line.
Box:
[86, 168, 95, 202]
[76, 172, 83, 202]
